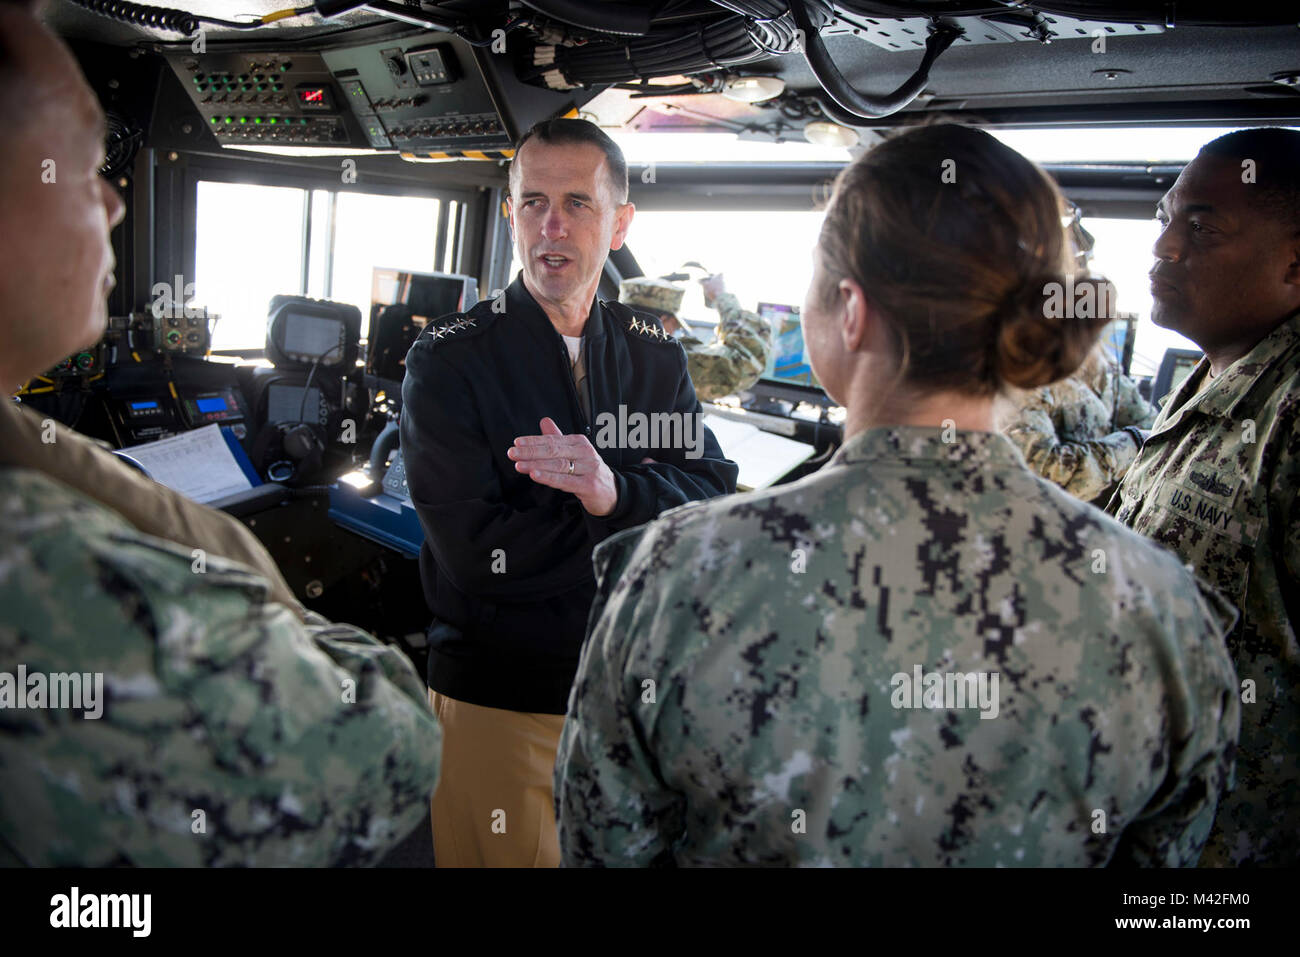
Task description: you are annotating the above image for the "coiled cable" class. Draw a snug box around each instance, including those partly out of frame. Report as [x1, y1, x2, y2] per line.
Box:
[68, 0, 313, 35]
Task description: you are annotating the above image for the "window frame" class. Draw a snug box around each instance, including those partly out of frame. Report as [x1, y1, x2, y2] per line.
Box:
[170, 152, 482, 357]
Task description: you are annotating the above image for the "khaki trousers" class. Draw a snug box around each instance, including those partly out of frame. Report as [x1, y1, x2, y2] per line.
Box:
[428, 689, 565, 867]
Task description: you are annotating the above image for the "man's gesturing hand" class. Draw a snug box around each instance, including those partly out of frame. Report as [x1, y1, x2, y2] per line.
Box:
[508, 417, 618, 517]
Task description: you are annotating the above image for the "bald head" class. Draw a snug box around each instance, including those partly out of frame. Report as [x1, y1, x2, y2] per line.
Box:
[0, 1, 124, 393]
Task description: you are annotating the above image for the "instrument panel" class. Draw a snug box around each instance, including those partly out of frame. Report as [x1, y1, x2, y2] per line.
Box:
[321, 39, 510, 153]
[164, 34, 588, 155]
[166, 50, 358, 147]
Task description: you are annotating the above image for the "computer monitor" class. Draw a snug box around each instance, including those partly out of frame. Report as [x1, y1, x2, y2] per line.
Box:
[366, 268, 479, 390]
[756, 302, 821, 390]
[1100, 314, 1138, 376]
[1153, 347, 1204, 405]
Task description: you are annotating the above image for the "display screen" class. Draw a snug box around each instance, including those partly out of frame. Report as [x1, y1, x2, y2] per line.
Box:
[196, 396, 228, 413]
[757, 302, 821, 389]
[296, 85, 333, 110]
[267, 384, 323, 425]
[130, 401, 158, 410]
[1167, 355, 1202, 396]
[367, 268, 479, 385]
[283, 312, 343, 362]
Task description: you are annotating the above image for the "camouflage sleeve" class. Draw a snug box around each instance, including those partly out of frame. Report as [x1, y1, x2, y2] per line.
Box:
[1111, 580, 1240, 866]
[684, 292, 772, 401]
[1003, 391, 1142, 500]
[555, 525, 685, 867]
[1114, 374, 1159, 429]
[0, 490, 440, 867]
[0, 403, 306, 620]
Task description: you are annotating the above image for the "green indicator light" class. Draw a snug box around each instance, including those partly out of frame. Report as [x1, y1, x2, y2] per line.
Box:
[239, 117, 247, 124]
[192, 75, 202, 84]
[301, 118, 308, 125]
[223, 117, 232, 124]
[253, 117, 262, 124]
[257, 84, 266, 92]
[269, 117, 277, 124]
[226, 85, 236, 92]
[209, 117, 218, 124]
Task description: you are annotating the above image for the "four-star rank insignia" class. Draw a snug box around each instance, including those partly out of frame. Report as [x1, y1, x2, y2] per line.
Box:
[428, 316, 478, 342]
[627, 313, 671, 343]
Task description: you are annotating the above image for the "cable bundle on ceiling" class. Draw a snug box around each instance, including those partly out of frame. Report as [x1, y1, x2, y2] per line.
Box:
[525, 1, 801, 90]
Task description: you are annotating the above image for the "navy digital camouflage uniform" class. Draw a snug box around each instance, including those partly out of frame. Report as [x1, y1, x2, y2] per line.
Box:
[556, 426, 1240, 866]
[1110, 310, 1300, 867]
[0, 468, 442, 866]
[620, 278, 771, 401]
[1004, 350, 1158, 502]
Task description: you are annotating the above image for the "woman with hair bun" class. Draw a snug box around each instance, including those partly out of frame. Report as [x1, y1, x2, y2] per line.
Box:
[555, 124, 1240, 868]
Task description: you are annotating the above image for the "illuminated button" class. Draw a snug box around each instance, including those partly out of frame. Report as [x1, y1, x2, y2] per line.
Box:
[239, 116, 247, 123]
[223, 116, 233, 124]
[253, 117, 262, 124]
[210, 116, 218, 124]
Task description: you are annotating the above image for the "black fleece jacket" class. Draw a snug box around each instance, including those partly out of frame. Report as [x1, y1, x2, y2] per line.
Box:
[400, 275, 738, 713]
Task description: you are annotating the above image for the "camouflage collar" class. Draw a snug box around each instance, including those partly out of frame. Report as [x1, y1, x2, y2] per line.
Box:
[831, 425, 1026, 469]
[1156, 309, 1300, 431]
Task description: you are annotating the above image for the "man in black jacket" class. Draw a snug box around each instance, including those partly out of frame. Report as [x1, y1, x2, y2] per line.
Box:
[400, 118, 737, 866]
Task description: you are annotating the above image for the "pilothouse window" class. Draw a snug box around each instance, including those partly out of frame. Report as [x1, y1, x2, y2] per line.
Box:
[196, 182, 447, 350]
[628, 210, 826, 327]
[326, 191, 441, 340]
[195, 181, 307, 352]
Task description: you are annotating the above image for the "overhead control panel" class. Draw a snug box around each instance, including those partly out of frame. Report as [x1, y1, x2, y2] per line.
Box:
[164, 50, 361, 148]
[321, 37, 512, 154]
[164, 34, 593, 156]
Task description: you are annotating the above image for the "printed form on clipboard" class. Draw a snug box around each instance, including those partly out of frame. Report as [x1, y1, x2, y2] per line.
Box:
[114, 425, 262, 505]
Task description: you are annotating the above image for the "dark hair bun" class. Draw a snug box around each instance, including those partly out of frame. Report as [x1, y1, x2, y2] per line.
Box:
[994, 274, 1113, 389]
